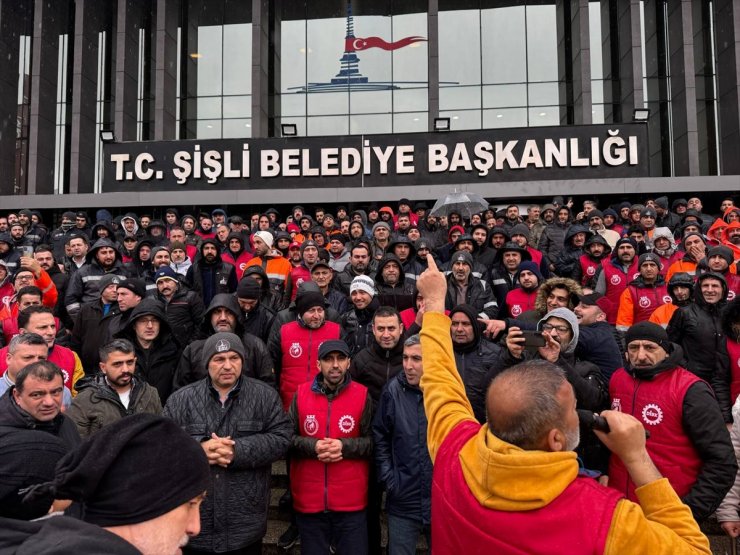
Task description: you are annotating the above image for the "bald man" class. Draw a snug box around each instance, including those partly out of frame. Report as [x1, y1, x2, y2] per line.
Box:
[415, 254, 710, 555]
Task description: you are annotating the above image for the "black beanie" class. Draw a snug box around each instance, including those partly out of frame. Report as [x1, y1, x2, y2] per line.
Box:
[237, 277, 262, 300]
[22, 414, 209, 527]
[624, 321, 671, 352]
[296, 291, 325, 315]
[0, 429, 67, 520]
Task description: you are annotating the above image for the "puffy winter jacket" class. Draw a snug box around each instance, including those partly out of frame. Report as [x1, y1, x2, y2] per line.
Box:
[553, 225, 589, 278]
[340, 298, 380, 356]
[163, 376, 292, 552]
[350, 339, 404, 406]
[537, 220, 571, 262]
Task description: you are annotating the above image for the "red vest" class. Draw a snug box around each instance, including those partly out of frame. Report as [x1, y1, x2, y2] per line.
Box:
[728, 340, 740, 405]
[601, 259, 639, 324]
[505, 288, 537, 318]
[578, 255, 601, 285]
[221, 251, 254, 279]
[609, 367, 702, 500]
[626, 283, 671, 323]
[432, 421, 622, 554]
[0, 343, 75, 391]
[279, 320, 340, 411]
[657, 251, 683, 276]
[526, 246, 543, 267]
[724, 272, 740, 302]
[288, 266, 312, 302]
[291, 379, 370, 513]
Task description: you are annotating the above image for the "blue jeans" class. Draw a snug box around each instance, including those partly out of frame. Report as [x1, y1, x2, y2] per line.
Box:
[387, 514, 430, 555]
[296, 510, 368, 555]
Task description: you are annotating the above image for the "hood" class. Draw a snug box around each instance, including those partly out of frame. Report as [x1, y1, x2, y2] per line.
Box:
[226, 232, 244, 251]
[350, 209, 368, 227]
[584, 233, 611, 256]
[722, 298, 740, 342]
[723, 206, 740, 224]
[649, 226, 677, 253]
[0, 232, 12, 248]
[695, 272, 728, 309]
[563, 224, 590, 246]
[722, 221, 740, 246]
[487, 226, 510, 249]
[447, 225, 465, 243]
[242, 265, 270, 293]
[533, 277, 582, 315]
[199, 293, 245, 336]
[90, 220, 115, 239]
[537, 307, 579, 355]
[119, 298, 171, 338]
[707, 217, 727, 241]
[120, 214, 140, 235]
[387, 235, 417, 258]
[95, 209, 113, 223]
[667, 272, 694, 305]
[449, 304, 482, 353]
[375, 253, 406, 287]
[85, 238, 122, 264]
[509, 223, 531, 242]
[459, 425, 579, 511]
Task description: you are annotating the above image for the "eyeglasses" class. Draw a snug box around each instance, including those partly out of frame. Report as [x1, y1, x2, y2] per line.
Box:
[541, 323, 570, 334]
[137, 317, 159, 326]
[15, 274, 34, 282]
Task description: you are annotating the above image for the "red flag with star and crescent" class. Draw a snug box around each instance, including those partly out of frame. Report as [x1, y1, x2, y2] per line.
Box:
[345, 36, 426, 52]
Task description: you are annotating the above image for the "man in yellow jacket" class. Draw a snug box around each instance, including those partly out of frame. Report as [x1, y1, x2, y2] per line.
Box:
[416, 254, 710, 554]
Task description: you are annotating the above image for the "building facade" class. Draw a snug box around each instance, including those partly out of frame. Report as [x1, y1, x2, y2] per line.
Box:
[0, 0, 738, 210]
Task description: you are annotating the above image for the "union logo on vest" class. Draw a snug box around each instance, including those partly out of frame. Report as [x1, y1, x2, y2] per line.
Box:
[289, 342, 303, 358]
[641, 403, 664, 426]
[304, 414, 318, 436]
[338, 414, 356, 434]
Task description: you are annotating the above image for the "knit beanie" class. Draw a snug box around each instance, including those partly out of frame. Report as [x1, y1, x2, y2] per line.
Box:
[707, 245, 734, 266]
[350, 275, 376, 297]
[296, 291, 326, 315]
[202, 332, 246, 365]
[22, 414, 209, 527]
[624, 321, 671, 352]
[253, 230, 274, 249]
[117, 278, 146, 299]
[237, 277, 261, 300]
[637, 252, 660, 268]
[450, 250, 474, 268]
[170, 241, 187, 253]
[517, 260, 543, 281]
[372, 221, 391, 234]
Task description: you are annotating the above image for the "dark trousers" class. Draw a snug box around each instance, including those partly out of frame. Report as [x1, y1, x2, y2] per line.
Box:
[366, 466, 382, 555]
[295, 510, 367, 555]
[182, 540, 261, 555]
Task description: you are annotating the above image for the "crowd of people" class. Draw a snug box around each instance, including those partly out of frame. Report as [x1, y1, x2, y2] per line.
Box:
[0, 193, 738, 554]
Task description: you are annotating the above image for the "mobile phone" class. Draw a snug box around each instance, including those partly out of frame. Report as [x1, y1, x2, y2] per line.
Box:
[520, 330, 546, 348]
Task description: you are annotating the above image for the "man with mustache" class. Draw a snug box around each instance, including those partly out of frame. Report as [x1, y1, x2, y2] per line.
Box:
[67, 339, 162, 438]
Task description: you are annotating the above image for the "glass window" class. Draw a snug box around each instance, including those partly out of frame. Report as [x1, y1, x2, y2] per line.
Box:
[483, 108, 528, 129]
[179, 0, 252, 138]
[280, 1, 428, 136]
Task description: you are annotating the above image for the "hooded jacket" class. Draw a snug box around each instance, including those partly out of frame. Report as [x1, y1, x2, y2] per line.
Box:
[538, 214, 571, 262]
[186, 238, 237, 306]
[65, 238, 128, 316]
[449, 304, 504, 423]
[114, 298, 182, 404]
[173, 294, 274, 391]
[667, 272, 729, 389]
[374, 254, 415, 313]
[221, 232, 254, 279]
[243, 265, 283, 312]
[574, 234, 611, 287]
[553, 225, 590, 278]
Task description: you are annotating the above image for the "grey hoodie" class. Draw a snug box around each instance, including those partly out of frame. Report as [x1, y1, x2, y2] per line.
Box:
[537, 307, 579, 355]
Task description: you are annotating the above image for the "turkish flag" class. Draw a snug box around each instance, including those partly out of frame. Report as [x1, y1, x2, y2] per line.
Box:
[345, 36, 426, 52]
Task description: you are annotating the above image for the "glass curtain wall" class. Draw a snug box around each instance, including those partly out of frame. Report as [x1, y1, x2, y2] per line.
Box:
[179, 0, 252, 139]
[54, 5, 76, 194]
[280, 0, 428, 136]
[438, 0, 564, 130]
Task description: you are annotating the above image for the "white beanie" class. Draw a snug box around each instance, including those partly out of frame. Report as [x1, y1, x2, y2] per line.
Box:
[253, 231, 274, 249]
[350, 275, 375, 297]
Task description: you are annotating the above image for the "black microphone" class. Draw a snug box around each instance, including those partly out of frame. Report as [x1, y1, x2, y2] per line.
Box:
[577, 409, 650, 439]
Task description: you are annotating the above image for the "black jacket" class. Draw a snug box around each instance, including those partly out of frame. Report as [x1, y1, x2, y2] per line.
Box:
[340, 298, 380, 356]
[334, 263, 375, 297]
[0, 390, 81, 450]
[114, 299, 182, 404]
[374, 254, 415, 312]
[0, 515, 140, 554]
[70, 299, 120, 378]
[242, 265, 284, 312]
[553, 225, 589, 278]
[186, 255, 237, 307]
[173, 294, 274, 390]
[156, 282, 205, 346]
[445, 274, 498, 320]
[667, 275, 728, 385]
[537, 220, 571, 262]
[350, 339, 404, 406]
[449, 305, 504, 423]
[372, 371, 432, 524]
[242, 302, 277, 345]
[64, 238, 129, 316]
[163, 376, 292, 552]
